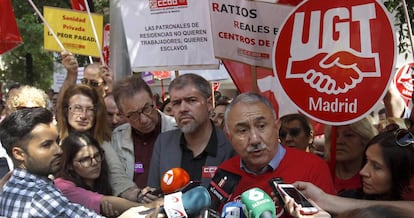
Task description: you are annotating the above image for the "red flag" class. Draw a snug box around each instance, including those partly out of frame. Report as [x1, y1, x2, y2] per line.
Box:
[0, 0, 23, 55]
[103, 24, 110, 65]
[222, 60, 325, 136]
[70, 0, 95, 12]
[222, 60, 280, 116]
[70, 0, 86, 10]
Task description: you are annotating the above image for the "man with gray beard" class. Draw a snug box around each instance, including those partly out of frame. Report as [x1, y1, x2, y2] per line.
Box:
[147, 73, 235, 188]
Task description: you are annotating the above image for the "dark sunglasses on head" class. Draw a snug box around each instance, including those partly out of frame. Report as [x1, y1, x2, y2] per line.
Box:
[81, 78, 101, 87]
[382, 123, 400, 132]
[279, 127, 302, 139]
[395, 128, 414, 147]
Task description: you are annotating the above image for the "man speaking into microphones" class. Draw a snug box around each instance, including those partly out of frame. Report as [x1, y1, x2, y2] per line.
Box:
[215, 93, 335, 216]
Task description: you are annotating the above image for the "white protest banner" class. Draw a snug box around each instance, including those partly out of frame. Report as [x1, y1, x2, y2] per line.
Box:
[208, 0, 294, 69]
[120, 0, 219, 72]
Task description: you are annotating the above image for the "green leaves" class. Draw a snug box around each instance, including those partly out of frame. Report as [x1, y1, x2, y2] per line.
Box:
[383, 0, 414, 59]
[0, 0, 108, 91]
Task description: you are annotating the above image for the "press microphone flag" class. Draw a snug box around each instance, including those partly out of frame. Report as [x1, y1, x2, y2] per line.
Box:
[163, 186, 211, 218]
[221, 201, 246, 218]
[164, 191, 187, 218]
[241, 188, 276, 218]
[209, 168, 241, 210]
[161, 167, 190, 194]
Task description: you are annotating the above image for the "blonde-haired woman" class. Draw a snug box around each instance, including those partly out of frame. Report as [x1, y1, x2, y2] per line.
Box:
[5, 85, 48, 116]
[325, 116, 378, 195]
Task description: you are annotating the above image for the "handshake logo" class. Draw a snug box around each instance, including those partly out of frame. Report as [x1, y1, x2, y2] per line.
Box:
[285, 3, 380, 95]
[273, 0, 395, 124]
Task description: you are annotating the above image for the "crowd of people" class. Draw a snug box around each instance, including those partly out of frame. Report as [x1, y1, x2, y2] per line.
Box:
[0, 51, 413, 217]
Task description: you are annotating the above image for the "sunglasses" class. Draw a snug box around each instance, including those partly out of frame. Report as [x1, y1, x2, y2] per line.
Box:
[382, 123, 400, 132]
[81, 78, 102, 87]
[395, 129, 414, 147]
[279, 127, 302, 139]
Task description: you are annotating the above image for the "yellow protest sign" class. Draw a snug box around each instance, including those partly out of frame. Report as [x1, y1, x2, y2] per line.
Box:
[43, 6, 103, 57]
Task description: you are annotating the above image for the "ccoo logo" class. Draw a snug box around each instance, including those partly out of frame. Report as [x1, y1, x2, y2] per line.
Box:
[273, 0, 396, 125]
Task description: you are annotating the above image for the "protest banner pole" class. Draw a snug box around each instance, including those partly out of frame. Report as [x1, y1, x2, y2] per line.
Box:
[27, 0, 65, 51]
[84, 0, 105, 65]
[401, 0, 414, 60]
[330, 126, 337, 181]
[161, 79, 165, 100]
[251, 65, 258, 93]
[211, 82, 216, 107]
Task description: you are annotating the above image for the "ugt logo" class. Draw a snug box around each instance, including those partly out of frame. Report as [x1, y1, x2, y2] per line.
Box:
[273, 0, 395, 124]
[287, 3, 380, 94]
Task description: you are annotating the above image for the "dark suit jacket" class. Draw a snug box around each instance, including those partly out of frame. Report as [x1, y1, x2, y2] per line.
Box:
[147, 125, 235, 188]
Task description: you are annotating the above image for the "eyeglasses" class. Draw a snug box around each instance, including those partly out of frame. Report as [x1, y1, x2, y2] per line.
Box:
[279, 127, 302, 139]
[395, 129, 414, 147]
[68, 104, 96, 116]
[125, 103, 154, 121]
[81, 78, 103, 87]
[75, 151, 104, 168]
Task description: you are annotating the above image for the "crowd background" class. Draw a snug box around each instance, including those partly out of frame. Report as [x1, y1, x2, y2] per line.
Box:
[0, 51, 413, 217]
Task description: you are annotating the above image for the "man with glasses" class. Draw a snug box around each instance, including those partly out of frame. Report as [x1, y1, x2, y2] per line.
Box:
[61, 51, 112, 98]
[147, 73, 235, 188]
[112, 75, 177, 202]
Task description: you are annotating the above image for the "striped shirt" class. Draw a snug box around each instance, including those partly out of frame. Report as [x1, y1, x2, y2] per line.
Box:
[0, 168, 104, 218]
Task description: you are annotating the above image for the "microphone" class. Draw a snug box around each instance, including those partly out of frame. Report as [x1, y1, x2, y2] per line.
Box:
[182, 186, 211, 215]
[221, 201, 246, 218]
[163, 186, 211, 217]
[161, 167, 190, 194]
[241, 188, 276, 218]
[208, 168, 241, 210]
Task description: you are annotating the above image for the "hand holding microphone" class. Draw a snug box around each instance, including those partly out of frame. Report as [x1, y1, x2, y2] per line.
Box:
[135, 167, 190, 203]
[137, 186, 162, 203]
